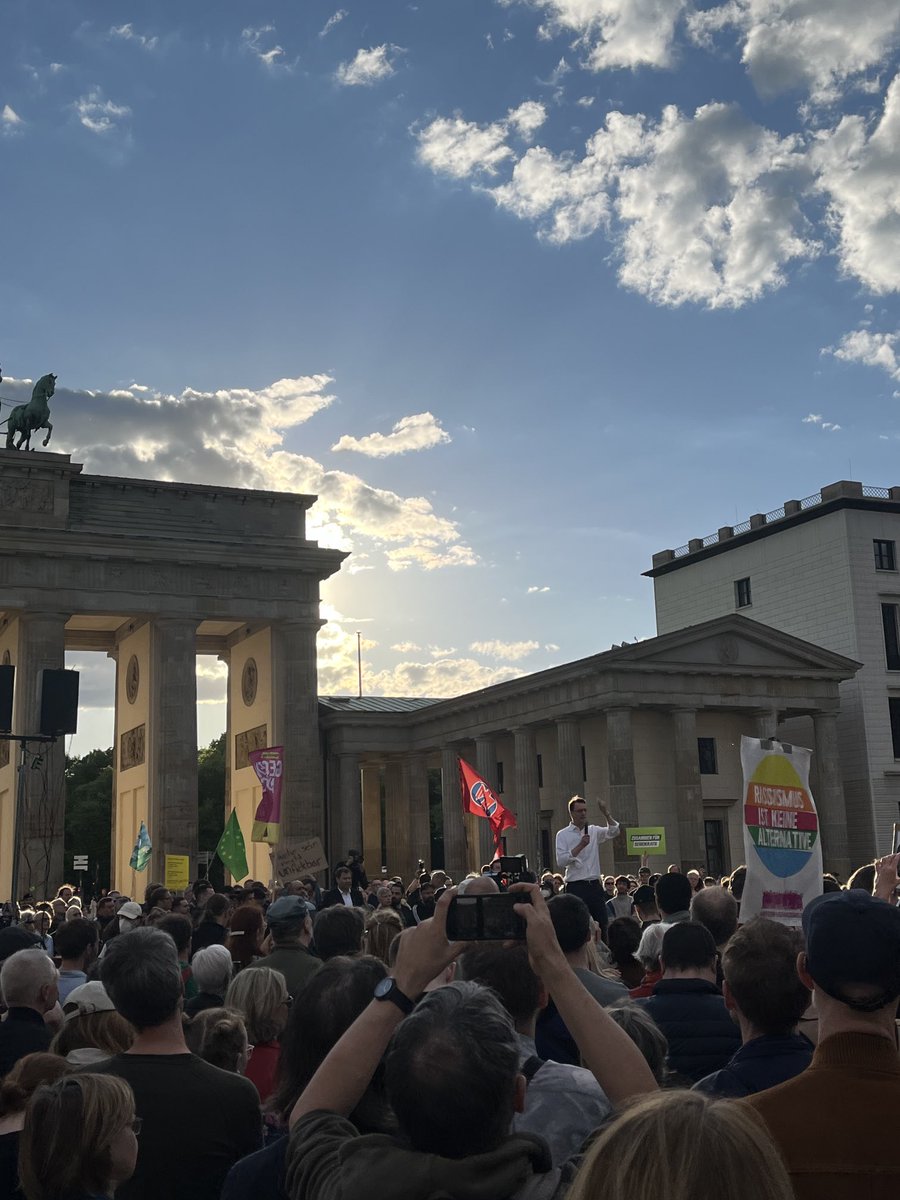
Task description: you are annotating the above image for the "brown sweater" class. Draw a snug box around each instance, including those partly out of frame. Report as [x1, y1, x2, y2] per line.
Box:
[745, 1031, 900, 1200]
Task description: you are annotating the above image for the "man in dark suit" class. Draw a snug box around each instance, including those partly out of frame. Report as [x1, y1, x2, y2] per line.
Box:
[0, 948, 58, 1077]
[319, 865, 365, 909]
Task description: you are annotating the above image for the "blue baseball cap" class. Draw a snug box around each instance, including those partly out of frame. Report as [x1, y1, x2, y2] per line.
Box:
[802, 890, 900, 1011]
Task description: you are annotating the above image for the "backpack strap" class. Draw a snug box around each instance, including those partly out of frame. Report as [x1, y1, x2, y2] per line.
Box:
[521, 1055, 545, 1083]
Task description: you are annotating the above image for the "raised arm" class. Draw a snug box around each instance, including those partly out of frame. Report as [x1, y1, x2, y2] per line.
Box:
[512, 883, 658, 1104]
[596, 802, 620, 841]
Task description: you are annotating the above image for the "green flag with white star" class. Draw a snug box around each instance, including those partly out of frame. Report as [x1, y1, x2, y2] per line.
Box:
[215, 809, 249, 881]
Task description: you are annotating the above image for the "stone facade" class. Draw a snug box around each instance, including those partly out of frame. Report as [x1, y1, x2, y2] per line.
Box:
[649, 480, 900, 865]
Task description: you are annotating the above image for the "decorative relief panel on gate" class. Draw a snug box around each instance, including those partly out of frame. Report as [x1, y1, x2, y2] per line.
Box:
[0, 480, 53, 513]
[120, 724, 146, 770]
[235, 723, 268, 769]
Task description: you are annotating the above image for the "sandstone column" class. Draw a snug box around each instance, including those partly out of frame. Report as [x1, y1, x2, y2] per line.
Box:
[672, 708, 706, 870]
[813, 710, 850, 881]
[270, 620, 324, 846]
[606, 706, 639, 870]
[407, 753, 431, 874]
[330, 751, 362, 870]
[512, 726, 541, 870]
[150, 617, 199, 869]
[384, 759, 412, 880]
[13, 611, 68, 896]
[556, 717, 583, 801]
[441, 744, 467, 878]
[474, 733, 499, 866]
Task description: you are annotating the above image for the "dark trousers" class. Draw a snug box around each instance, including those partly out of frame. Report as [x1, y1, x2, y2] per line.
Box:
[564, 878, 609, 933]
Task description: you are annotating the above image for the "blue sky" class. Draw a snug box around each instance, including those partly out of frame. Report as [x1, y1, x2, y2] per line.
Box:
[2, 0, 900, 752]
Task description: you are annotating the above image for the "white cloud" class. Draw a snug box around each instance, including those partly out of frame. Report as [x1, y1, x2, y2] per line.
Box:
[527, 584, 551, 593]
[812, 73, 900, 294]
[319, 9, 348, 37]
[802, 412, 823, 423]
[0, 373, 476, 574]
[688, 0, 900, 103]
[576, 95, 596, 107]
[241, 26, 287, 69]
[109, 23, 159, 51]
[415, 101, 547, 178]
[505, 0, 687, 70]
[72, 89, 131, 135]
[828, 328, 900, 380]
[391, 641, 422, 652]
[335, 45, 400, 86]
[332, 412, 451, 457]
[429, 645, 458, 657]
[470, 639, 540, 659]
[364, 657, 525, 697]
[1, 105, 23, 136]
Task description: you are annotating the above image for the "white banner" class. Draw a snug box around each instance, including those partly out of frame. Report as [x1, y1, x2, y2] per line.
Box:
[740, 735, 823, 926]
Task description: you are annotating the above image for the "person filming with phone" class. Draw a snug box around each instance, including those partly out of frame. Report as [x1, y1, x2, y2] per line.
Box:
[555, 796, 619, 936]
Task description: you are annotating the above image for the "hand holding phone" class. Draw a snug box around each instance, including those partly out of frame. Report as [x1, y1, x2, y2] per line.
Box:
[446, 893, 532, 941]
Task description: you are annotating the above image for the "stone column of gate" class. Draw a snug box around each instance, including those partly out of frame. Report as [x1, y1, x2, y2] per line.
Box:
[556, 717, 583, 803]
[270, 620, 324, 847]
[384, 759, 412, 879]
[407, 754, 431, 874]
[606, 707, 639, 873]
[330, 752, 362, 871]
[151, 618, 199, 869]
[812, 710, 850, 881]
[440, 744, 467, 879]
[14, 612, 68, 896]
[474, 734, 499, 866]
[671, 708, 706, 870]
[511, 726, 541, 871]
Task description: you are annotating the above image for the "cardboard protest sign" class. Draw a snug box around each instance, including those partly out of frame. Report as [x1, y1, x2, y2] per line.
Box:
[741, 735, 822, 926]
[626, 827, 667, 855]
[274, 837, 329, 881]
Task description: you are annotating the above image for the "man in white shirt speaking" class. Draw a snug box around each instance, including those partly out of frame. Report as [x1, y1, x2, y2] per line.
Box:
[555, 795, 620, 936]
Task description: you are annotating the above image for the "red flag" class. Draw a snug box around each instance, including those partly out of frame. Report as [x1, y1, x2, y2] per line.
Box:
[459, 758, 516, 849]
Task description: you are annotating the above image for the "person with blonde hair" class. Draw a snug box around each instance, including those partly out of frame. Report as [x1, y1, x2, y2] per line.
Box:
[567, 1089, 794, 1200]
[50, 982, 134, 1066]
[19, 1074, 139, 1200]
[186, 1008, 252, 1076]
[226, 966, 290, 1103]
[364, 908, 403, 965]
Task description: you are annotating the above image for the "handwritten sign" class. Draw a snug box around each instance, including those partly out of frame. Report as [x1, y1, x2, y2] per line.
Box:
[164, 854, 191, 893]
[274, 838, 329, 881]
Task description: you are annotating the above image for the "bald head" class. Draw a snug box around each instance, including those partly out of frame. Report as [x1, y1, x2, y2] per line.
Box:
[457, 876, 500, 896]
[690, 886, 739, 948]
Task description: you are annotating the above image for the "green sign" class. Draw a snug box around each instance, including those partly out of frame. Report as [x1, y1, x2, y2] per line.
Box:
[626, 826, 667, 856]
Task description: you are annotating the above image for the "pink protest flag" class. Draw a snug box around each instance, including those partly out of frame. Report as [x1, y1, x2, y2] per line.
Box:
[249, 746, 284, 844]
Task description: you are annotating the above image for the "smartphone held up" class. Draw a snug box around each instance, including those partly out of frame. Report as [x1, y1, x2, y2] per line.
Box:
[446, 891, 532, 941]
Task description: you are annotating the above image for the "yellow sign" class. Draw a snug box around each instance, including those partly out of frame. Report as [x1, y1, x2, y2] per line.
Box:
[164, 854, 191, 893]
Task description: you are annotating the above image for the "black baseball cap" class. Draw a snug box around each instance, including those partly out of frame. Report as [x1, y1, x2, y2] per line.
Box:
[802, 891, 900, 1012]
[633, 885, 656, 906]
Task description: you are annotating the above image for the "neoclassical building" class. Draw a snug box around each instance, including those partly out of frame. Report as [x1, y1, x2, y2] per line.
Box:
[320, 615, 858, 883]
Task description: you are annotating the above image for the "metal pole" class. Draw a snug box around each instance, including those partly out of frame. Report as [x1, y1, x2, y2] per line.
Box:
[357, 632, 363, 698]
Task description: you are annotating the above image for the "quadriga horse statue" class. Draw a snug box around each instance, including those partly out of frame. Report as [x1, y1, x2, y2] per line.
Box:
[5, 373, 57, 450]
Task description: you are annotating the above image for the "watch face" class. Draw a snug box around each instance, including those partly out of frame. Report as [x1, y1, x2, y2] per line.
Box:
[374, 976, 394, 1000]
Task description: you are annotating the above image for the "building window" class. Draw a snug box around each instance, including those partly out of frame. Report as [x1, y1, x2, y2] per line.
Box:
[698, 737, 718, 775]
[536, 753, 543, 788]
[495, 761, 504, 793]
[704, 819, 726, 878]
[874, 540, 896, 571]
[581, 745, 587, 782]
[883, 605, 900, 671]
[734, 577, 752, 608]
[890, 699, 900, 759]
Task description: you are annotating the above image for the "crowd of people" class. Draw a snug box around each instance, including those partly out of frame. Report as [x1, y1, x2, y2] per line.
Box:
[0, 824, 899, 1200]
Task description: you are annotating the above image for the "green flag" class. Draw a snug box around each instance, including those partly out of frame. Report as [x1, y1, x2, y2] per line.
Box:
[215, 809, 248, 881]
[129, 821, 152, 872]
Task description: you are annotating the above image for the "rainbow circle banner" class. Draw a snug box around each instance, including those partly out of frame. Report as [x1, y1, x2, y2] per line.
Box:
[740, 736, 823, 927]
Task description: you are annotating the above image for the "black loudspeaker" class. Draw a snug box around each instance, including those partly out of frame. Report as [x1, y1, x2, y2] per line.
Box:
[39, 668, 79, 737]
[0, 665, 13, 732]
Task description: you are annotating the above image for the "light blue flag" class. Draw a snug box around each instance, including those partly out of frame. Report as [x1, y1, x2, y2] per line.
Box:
[129, 821, 152, 872]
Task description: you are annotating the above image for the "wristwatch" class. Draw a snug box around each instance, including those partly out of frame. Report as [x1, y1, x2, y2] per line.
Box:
[374, 976, 417, 1014]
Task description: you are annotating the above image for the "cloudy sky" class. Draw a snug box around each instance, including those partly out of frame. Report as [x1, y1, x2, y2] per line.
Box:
[3, 0, 900, 753]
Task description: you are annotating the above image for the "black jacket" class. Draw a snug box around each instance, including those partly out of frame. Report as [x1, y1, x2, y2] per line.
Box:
[636, 978, 741, 1083]
[0, 1007, 52, 1078]
[692, 1033, 814, 1097]
[319, 887, 365, 909]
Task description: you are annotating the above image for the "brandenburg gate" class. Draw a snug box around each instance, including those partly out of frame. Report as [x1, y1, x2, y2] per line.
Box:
[0, 449, 344, 896]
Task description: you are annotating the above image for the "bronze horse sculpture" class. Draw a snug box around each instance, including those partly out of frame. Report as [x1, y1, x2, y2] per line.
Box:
[4, 373, 57, 450]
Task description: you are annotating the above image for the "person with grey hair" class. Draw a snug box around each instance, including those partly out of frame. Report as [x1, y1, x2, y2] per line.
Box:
[286, 885, 658, 1200]
[606, 1003, 671, 1085]
[456, 875, 500, 896]
[92, 927, 261, 1200]
[0, 950, 58, 1076]
[185, 943, 233, 1017]
[630, 921, 667, 998]
[690, 885, 739, 952]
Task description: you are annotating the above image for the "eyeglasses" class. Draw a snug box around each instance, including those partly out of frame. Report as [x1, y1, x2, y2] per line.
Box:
[281, 995, 293, 1008]
[130, 1118, 143, 1136]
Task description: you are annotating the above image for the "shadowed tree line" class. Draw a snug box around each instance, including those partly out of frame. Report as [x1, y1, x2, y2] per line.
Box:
[63, 733, 226, 895]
